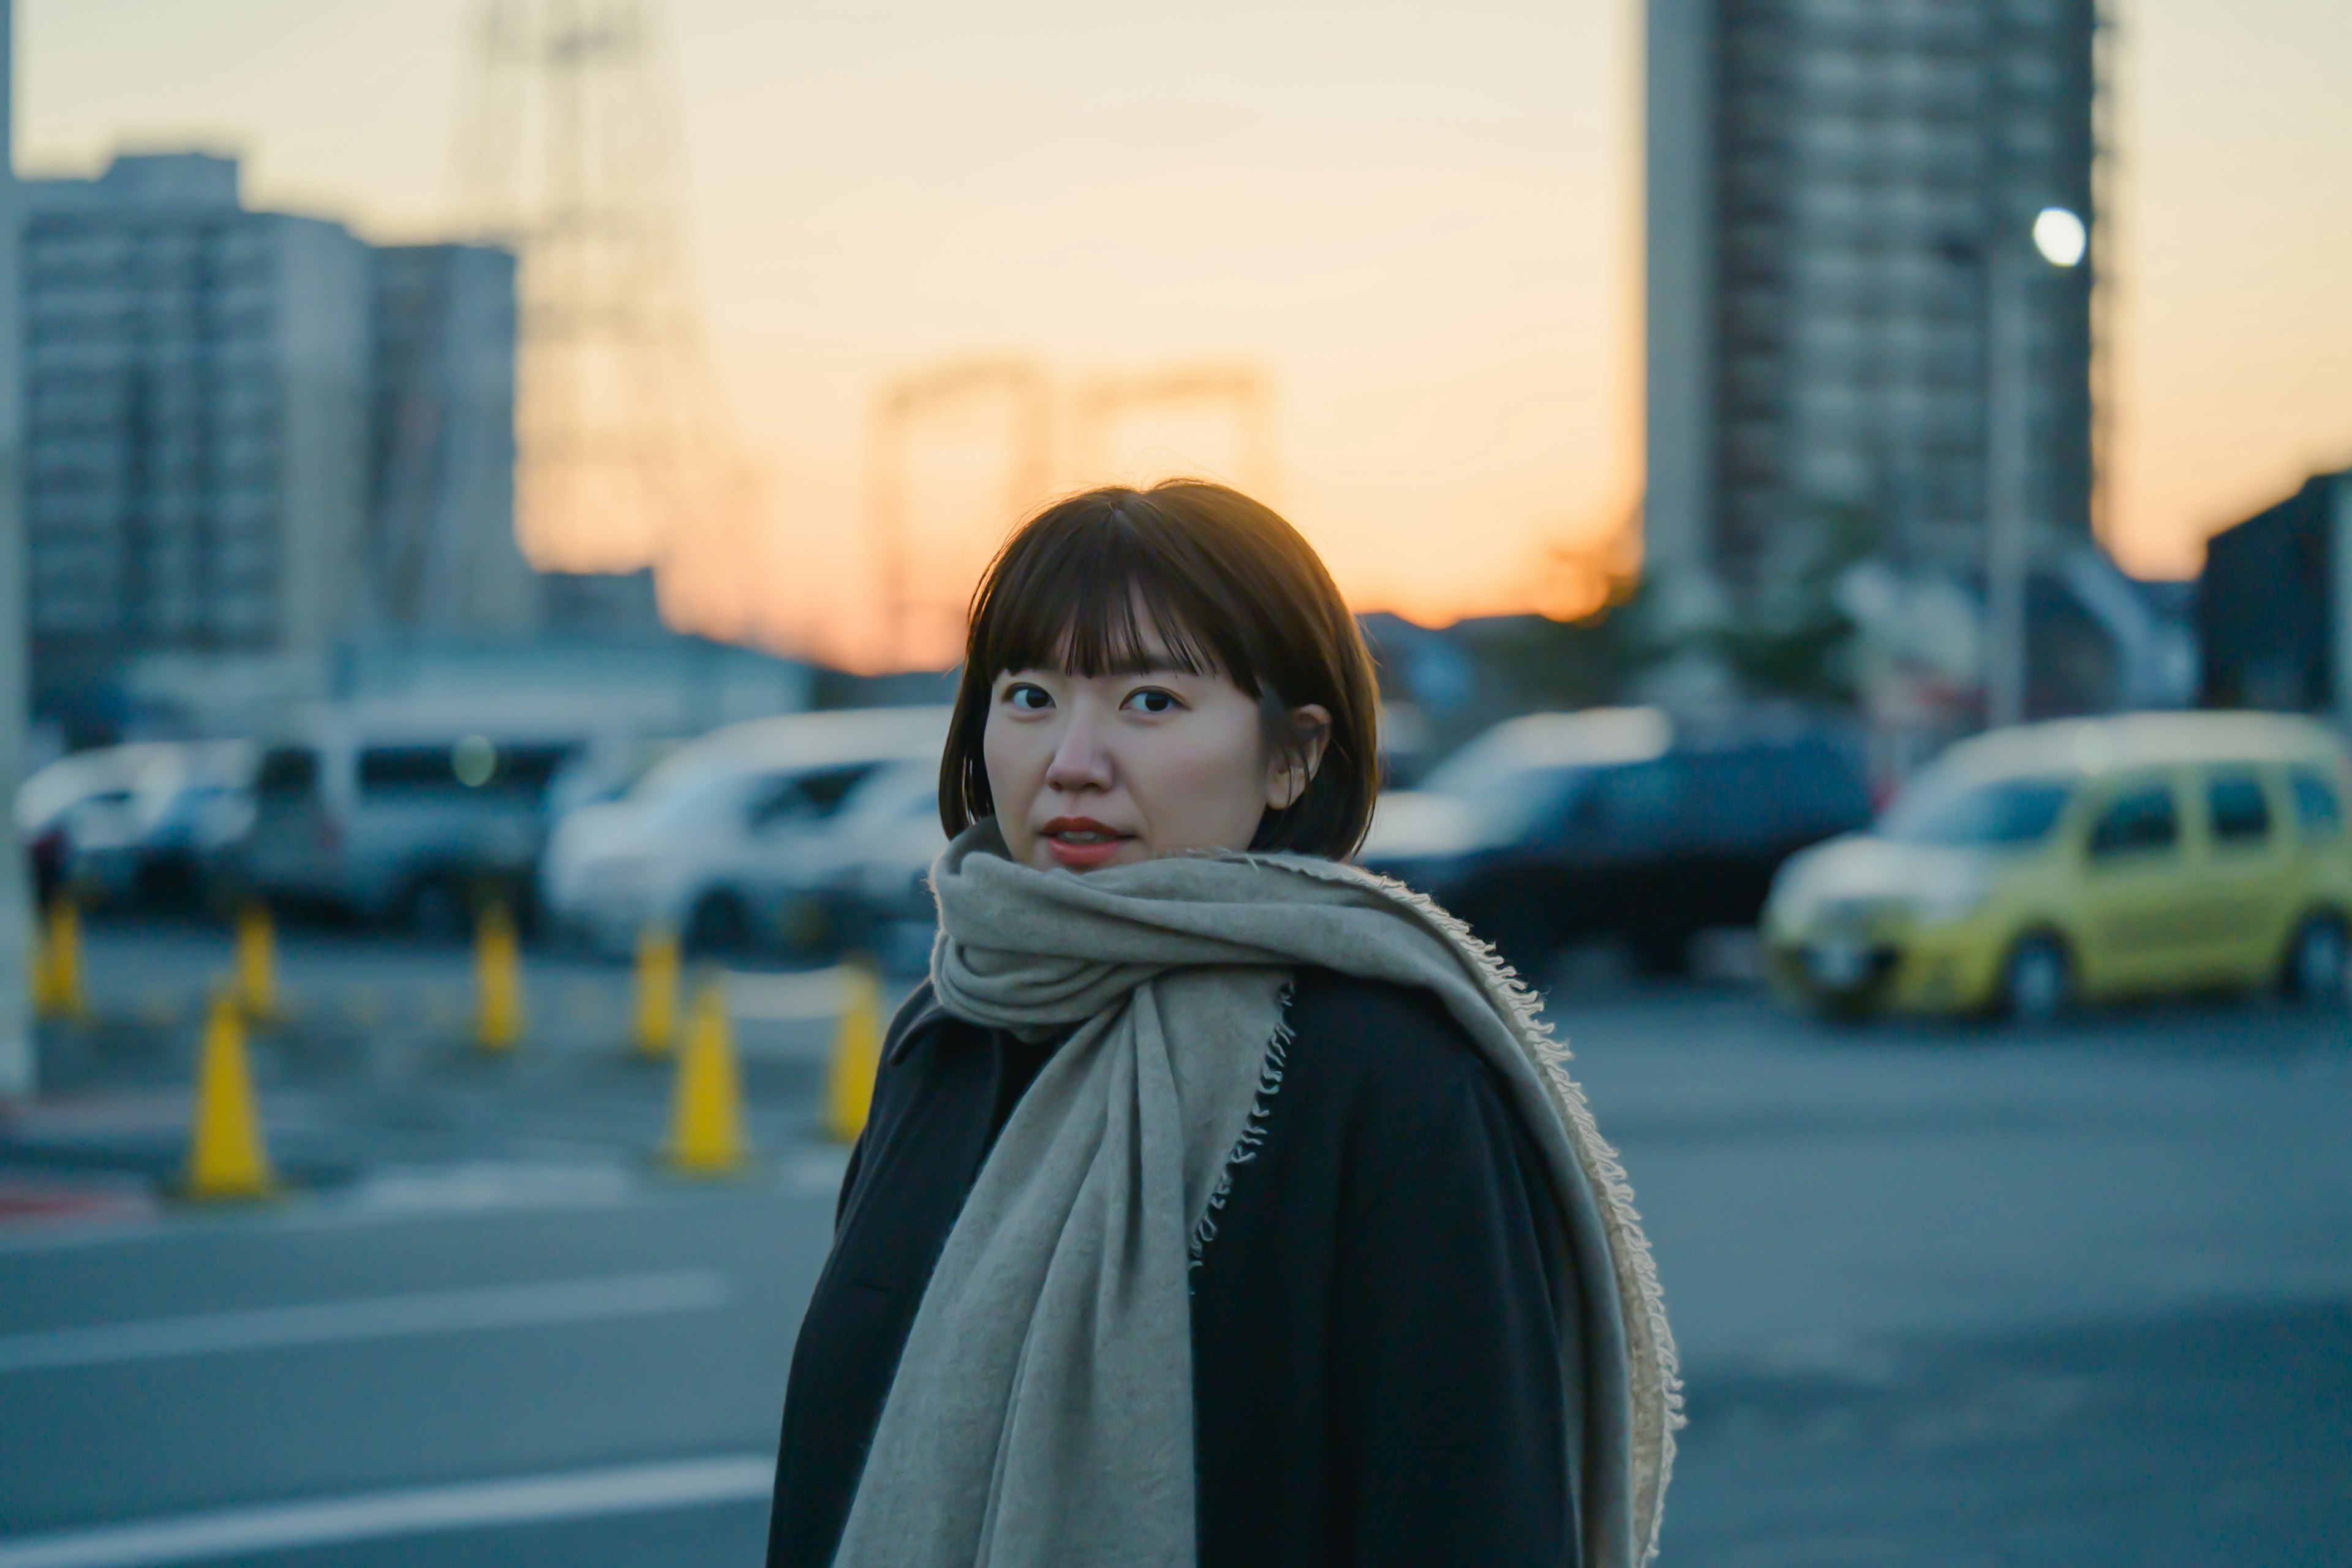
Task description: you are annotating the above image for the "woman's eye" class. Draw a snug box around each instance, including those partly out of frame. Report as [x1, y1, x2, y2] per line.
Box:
[1122, 688, 1180, 715]
[1004, 684, 1052, 712]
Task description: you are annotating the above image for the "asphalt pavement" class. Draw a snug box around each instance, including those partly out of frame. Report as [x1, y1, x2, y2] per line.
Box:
[1, 919, 2345, 1566]
[1562, 991, 2352, 1567]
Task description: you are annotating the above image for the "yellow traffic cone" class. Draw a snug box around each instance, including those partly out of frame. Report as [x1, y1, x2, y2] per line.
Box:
[36, 895, 87, 1022]
[185, 989, 274, 1200]
[235, 901, 278, 1022]
[473, 900, 524, 1052]
[633, 924, 680, 1058]
[667, 978, 747, 1176]
[29, 904, 56, 1017]
[824, 960, 883, 1144]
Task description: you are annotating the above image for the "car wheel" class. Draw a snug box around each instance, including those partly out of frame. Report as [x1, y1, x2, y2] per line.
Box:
[401, 876, 467, 944]
[685, 891, 752, 957]
[2000, 933, 2071, 1023]
[777, 894, 834, 955]
[2283, 915, 2350, 1005]
[1630, 928, 1694, 978]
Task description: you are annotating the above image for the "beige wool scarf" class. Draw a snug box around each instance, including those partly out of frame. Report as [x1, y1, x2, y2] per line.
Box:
[829, 821, 1679, 1568]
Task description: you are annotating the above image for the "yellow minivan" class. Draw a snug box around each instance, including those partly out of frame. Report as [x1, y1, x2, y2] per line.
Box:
[1763, 712, 2352, 1018]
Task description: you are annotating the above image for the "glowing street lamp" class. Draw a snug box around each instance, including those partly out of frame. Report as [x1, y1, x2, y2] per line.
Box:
[1985, 204, 2089, 728]
[2032, 206, 2088, 269]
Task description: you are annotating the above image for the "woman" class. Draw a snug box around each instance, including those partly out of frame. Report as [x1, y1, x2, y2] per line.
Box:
[768, 482, 1678, 1568]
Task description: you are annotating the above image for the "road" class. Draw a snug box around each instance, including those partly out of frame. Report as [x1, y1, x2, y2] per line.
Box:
[1, 920, 2346, 1565]
[1564, 992, 2352, 1567]
[0, 1167, 841, 1567]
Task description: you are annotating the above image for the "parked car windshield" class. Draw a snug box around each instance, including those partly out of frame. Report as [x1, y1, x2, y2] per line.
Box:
[625, 752, 720, 806]
[2290, 768, 2345, 836]
[1879, 775, 2072, 847]
[641, 764, 759, 824]
[835, 763, 938, 829]
[1414, 746, 1580, 842]
[358, 743, 571, 800]
[746, 763, 881, 831]
[254, 747, 320, 800]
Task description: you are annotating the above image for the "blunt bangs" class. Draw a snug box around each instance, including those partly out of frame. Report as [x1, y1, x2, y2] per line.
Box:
[971, 496, 1257, 693]
[941, 481, 1382, 859]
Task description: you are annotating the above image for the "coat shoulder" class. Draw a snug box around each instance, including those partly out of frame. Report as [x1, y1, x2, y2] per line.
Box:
[1281, 966, 1498, 1120]
[881, 978, 953, 1066]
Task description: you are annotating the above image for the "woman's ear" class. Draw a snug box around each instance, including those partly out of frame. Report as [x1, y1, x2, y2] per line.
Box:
[1265, 704, 1333, 810]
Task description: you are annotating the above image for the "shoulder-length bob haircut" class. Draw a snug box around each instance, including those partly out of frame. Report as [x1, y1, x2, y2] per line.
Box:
[941, 480, 1381, 860]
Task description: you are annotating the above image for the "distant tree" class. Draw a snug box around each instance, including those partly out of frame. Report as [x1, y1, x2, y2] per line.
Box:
[1366, 503, 1880, 770]
[1462, 582, 1654, 716]
[1714, 502, 1877, 705]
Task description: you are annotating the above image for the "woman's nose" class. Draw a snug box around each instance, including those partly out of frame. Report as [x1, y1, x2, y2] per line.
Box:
[1043, 710, 1114, 793]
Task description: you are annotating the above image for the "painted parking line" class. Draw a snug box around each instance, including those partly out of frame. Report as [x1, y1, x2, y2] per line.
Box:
[722, 965, 852, 1022]
[0, 1269, 730, 1374]
[0, 1453, 773, 1568]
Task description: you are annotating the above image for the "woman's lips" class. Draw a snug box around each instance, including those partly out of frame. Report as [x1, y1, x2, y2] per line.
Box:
[1039, 817, 1134, 870]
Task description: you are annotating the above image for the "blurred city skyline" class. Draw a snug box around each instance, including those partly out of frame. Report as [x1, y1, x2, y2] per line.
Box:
[18, 0, 2352, 670]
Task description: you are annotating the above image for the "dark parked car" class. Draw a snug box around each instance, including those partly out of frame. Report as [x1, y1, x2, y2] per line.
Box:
[1358, 707, 1872, 975]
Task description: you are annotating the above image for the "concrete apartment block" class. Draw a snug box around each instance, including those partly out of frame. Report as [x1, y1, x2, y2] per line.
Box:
[20, 154, 372, 719]
[371, 242, 540, 633]
[1645, 0, 2097, 603]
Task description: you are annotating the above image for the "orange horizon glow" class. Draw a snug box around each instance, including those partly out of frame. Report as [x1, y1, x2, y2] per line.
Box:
[19, 1, 2352, 674]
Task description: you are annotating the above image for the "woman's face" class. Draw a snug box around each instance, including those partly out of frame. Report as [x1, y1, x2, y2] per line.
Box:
[984, 624, 1329, 874]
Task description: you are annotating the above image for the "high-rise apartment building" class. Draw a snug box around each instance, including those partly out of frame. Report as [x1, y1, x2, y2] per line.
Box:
[20, 154, 545, 725]
[1646, 0, 2098, 603]
[542, 567, 666, 636]
[22, 154, 371, 712]
[370, 242, 540, 632]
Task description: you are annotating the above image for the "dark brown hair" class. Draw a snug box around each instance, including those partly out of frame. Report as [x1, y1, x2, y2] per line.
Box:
[941, 480, 1381, 859]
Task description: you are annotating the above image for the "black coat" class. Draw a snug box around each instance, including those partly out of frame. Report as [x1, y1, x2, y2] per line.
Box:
[767, 965, 1580, 1567]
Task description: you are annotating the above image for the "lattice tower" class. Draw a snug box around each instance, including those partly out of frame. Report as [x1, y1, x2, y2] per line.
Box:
[447, 0, 752, 631]
[867, 360, 1276, 668]
[867, 358, 1055, 669]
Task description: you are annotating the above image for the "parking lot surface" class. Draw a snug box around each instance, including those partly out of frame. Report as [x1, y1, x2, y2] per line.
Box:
[2, 922, 2345, 1565]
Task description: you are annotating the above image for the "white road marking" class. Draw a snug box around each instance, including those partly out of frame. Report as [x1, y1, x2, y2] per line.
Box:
[722, 965, 850, 1022]
[0, 1453, 773, 1568]
[0, 1270, 730, 1374]
[782, 1147, 852, 1194]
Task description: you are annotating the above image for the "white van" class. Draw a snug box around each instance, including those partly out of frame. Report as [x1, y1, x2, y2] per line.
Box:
[541, 706, 950, 957]
[228, 695, 641, 934]
[817, 760, 955, 971]
[717, 758, 948, 963]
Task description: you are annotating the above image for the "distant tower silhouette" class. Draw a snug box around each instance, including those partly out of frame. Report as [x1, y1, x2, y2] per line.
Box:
[867, 358, 1054, 669]
[864, 358, 1277, 669]
[448, 0, 752, 635]
[1071, 364, 1277, 502]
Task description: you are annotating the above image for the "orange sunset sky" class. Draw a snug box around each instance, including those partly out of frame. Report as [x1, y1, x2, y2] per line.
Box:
[21, 0, 2352, 671]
